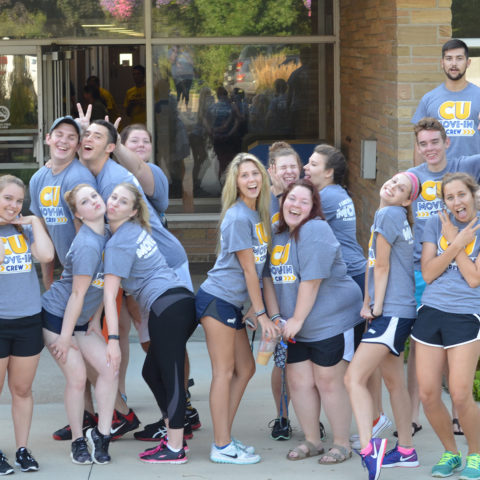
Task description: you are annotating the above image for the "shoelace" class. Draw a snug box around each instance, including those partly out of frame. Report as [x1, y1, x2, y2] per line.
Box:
[437, 452, 460, 465]
[466, 454, 480, 470]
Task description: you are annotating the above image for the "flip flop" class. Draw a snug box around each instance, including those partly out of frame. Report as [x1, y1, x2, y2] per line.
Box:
[393, 422, 422, 437]
[453, 418, 464, 436]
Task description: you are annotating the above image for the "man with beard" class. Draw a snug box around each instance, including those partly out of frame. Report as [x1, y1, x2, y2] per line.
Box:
[412, 39, 480, 164]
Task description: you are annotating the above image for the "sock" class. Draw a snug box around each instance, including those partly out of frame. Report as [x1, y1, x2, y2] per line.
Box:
[372, 415, 381, 427]
[397, 445, 414, 455]
[360, 442, 373, 456]
[167, 443, 181, 453]
[215, 442, 232, 450]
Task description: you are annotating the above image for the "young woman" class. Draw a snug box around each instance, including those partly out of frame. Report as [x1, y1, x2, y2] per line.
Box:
[266, 141, 301, 440]
[196, 152, 278, 464]
[103, 183, 196, 464]
[263, 179, 363, 465]
[42, 184, 118, 466]
[412, 172, 480, 478]
[0, 175, 53, 474]
[344, 171, 421, 480]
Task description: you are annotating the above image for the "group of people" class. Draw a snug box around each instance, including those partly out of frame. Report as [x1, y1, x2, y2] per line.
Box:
[1, 36, 480, 480]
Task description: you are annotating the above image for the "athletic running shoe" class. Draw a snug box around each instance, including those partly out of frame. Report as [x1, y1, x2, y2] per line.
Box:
[0, 451, 14, 475]
[320, 421, 327, 441]
[232, 437, 255, 455]
[432, 451, 462, 478]
[351, 414, 392, 450]
[70, 437, 93, 465]
[269, 418, 292, 441]
[139, 439, 189, 457]
[382, 444, 419, 468]
[134, 417, 192, 441]
[86, 427, 111, 465]
[111, 408, 141, 440]
[361, 438, 387, 480]
[52, 410, 98, 441]
[185, 407, 201, 430]
[210, 442, 260, 465]
[140, 441, 187, 464]
[15, 447, 39, 472]
[459, 453, 480, 480]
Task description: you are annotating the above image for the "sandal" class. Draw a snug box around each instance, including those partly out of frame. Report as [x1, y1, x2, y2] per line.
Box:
[286, 440, 324, 461]
[393, 422, 422, 437]
[453, 418, 464, 436]
[318, 444, 352, 464]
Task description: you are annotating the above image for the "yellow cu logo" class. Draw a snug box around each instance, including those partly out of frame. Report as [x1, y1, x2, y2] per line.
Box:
[439, 101, 471, 120]
[1, 234, 28, 255]
[255, 222, 269, 245]
[439, 235, 476, 256]
[271, 212, 280, 225]
[40, 186, 61, 207]
[271, 243, 290, 266]
[420, 180, 442, 201]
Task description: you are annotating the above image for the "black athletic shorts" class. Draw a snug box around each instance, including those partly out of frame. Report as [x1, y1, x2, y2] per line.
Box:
[0, 313, 43, 358]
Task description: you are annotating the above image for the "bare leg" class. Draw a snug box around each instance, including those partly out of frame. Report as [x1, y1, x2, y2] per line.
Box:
[7, 354, 41, 449]
[368, 368, 383, 420]
[407, 340, 421, 426]
[118, 298, 132, 398]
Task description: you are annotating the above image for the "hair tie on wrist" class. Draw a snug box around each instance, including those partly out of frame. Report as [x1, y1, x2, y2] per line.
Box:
[255, 309, 266, 317]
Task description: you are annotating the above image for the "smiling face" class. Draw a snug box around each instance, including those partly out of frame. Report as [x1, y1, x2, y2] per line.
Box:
[74, 186, 106, 222]
[282, 185, 313, 231]
[0, 183, 24, 223]
[379, 173, 413, 208]
[46, 123, 79, 164]
[124, 129, 152, 163]
[106, 185, 137, 225]
[272, 154, 301, 190]
[236, 160, 262, 205]
[441, 47, 470, 81]
[303, 152, 332, 190]
[443, 179, 476, 223]
[81, 123, 115, 163]
[415, 129, 449, 172]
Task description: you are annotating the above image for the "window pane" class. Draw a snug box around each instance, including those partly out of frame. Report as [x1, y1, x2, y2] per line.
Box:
[152, 0, 333, 37]
[0, 0, 144, 39]
[152, 43, 333, 213]
[452, 0, 480, 38]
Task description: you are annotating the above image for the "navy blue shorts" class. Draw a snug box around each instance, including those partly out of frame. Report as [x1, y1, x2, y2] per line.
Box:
[412, 305, 480, 349]
[42, 309, 89, 335]
[362, 315, 415, 356]
[0, 313, 43, 358]
[195, 288, 245, 330]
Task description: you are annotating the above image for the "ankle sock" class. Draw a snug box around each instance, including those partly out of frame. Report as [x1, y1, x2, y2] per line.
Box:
[361, 442, 373, 456]
[397, 445, 414, 455]
[215, 442, 232, 450]
[167, 443, 181, 453]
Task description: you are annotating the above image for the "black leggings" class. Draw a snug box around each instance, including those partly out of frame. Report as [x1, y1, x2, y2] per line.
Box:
[142, 295, 197, 429]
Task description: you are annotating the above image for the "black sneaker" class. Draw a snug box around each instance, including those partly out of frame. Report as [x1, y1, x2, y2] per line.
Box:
[15, 447, 39, 472]
[185, 407, 201, 431]
[269, 417, 292, 441]
[110, 408, 141, 440]
[134, 419, 167, 442]
[71, 437, 93, 465]
[86, 427, 111, 465]
[0, 451, 13, 475]
[52, 410, 98, 441]
[140, 442, 187, 464]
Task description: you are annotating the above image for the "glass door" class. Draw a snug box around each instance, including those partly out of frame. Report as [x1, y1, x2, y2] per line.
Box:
[0, 46, 41, 168]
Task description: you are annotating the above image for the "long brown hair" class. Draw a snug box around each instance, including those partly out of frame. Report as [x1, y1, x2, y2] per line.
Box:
[113, 183, 151, 232]
[276, 179, 324, 241]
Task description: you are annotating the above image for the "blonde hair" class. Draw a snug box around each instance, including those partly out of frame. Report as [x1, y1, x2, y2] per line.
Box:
[219, 153, 271, 252]
[0, 175, 26, 236]
[64, 183, 93, 219]
[114, 183, 151, 232]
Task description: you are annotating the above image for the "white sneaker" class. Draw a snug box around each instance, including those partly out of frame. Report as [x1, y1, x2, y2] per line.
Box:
[232, 437, 255, 454]
[210, 442, 261, 465]
[350, 414, 392, 450]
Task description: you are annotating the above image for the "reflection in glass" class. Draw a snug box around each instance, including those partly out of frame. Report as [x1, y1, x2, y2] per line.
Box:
[152, 0, 333, 37]
[152, 43, 332, 213]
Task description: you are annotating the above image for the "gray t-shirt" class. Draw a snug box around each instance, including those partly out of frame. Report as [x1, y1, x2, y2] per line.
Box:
[367, 206, 416, 318]
[267, 219, 363, 342]
[95, 158, 187, 269]
[269, 190, 281, 225]
[201, 200, 269, 308]
[146, 163, 169, 214]
[104, 221, 187, 313]
[408, 155, 480, 268]
[320, 184, 367, 277]
[29, 158, 96, 265]
[0, 225, 41, 319]
[421, 213, 480, 313]
[412, 83, 480, 160]
[42, 224, 106, 326]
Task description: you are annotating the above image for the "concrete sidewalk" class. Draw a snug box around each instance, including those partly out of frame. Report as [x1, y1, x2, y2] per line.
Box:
[0, 336, 466, 480]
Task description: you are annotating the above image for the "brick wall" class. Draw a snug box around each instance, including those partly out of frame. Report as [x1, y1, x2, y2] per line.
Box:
[340, 0, 452, 249]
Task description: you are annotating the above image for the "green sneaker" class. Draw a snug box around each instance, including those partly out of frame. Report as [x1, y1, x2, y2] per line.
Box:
[432, 451, 462, 477]
[460, 453, 480, 480]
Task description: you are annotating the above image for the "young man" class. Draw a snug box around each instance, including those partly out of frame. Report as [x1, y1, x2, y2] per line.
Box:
[412, 39, 480, 164]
